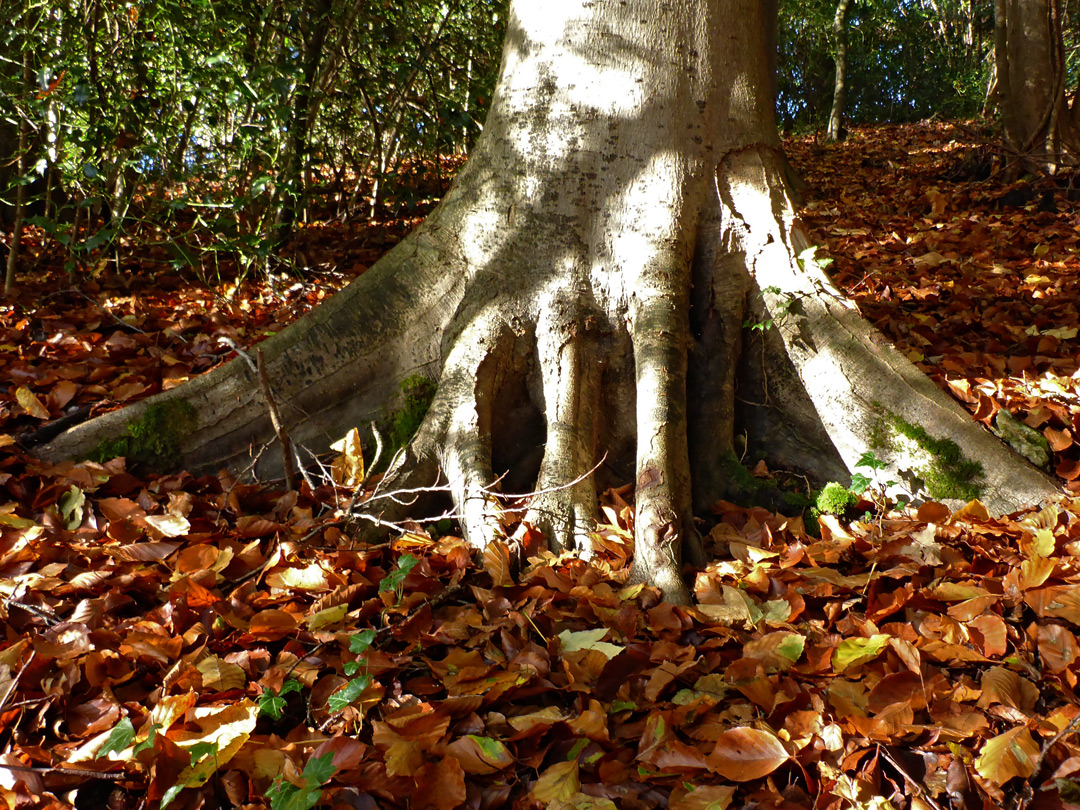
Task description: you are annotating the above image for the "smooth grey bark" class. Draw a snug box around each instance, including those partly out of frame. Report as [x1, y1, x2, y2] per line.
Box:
[38, 0, 1061, 603]
[994, 0, 1078, 169]
[826, 0, 854, 143]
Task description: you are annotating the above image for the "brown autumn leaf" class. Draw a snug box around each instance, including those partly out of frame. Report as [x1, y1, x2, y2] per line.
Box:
[481, 538, 513, 587]
[969, 615, 1008, 657]
[669, 784, 735, 810]
[49, 379, 78, 410]
[706, 727, 789, 782]
[916, 501, 950, 522]
[414, 757, 467, 810]
[530, 760, 580, 803]
[868, 671, 927, 714]
[1038, 623, 1080, 673]
[444, 735, 515, 774]
[385, 739, 423, 777]
[248, 608, 299, 640]
[1046, 426, 1074, 452]
[311, 736, 370, 771]
[236, 515, 279, 537]
[978, 666, 1038, 712]
[196, 656, 247, 691]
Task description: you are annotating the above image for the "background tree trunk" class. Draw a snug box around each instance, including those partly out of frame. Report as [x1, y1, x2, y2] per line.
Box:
[994, 0, 1078, 170]
[826, 0, 854, 142]
[4, 23, 33, 296]
[37, 0, 1061, 603]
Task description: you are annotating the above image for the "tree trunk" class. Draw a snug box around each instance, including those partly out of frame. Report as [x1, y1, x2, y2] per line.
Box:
[4, 21, 32, 296]
[826, 0, 854, 143]
[994, 0, 1079, 170]
[36, 0, 1061, 603]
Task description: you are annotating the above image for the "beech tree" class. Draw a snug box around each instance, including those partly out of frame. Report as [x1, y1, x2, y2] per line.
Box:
[37, 0, 1060, 602]
[993, 0, 1079, 170]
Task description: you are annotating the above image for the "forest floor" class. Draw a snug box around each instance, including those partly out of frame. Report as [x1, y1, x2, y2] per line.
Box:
[2, 121, 1080, 810]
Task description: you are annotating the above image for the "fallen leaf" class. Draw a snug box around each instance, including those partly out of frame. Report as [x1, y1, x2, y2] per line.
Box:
[974, 726, 1038, 786]
[706, 727, 789, 781]
[16, 386, 49, 419]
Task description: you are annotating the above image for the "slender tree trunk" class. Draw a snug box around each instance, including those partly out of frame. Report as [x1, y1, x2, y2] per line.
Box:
[826, 0, 854, 143]
[4, 28, 32, 296]
[273, 0, 333, 246]
[37, 0, 1061, 603]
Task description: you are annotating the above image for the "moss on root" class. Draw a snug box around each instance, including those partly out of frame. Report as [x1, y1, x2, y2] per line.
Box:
[87, 400, 197, 469]
[715, 451, 812, 514]
[386, 375, 437, 453]
[870, 406, 984, 501]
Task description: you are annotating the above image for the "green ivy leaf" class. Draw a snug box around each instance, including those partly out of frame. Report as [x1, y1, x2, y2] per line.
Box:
[850, 472, 872, 494]
[327, 674, 372, 714]
[266, 753, 337, 810]
[855, 451, 886, 471]
[160, 783, 186, 810]
[188, 741, 218, 767]
[132, 723, 160, 755]
[98, 717, 135, 758]
[349, 629, 376, 654]
[302, 752, 337, 786]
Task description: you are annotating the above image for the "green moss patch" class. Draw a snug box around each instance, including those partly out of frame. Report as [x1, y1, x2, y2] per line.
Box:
[88, 399, 197, 469]
[873, 409, 984, 501]
[716, 451, 812, 514]
[814, 482, 858, 516]
[386, 375, 437, 453]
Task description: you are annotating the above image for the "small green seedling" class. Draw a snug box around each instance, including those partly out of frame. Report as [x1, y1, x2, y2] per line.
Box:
[259, 678, 303, 721]
[379, 553, 419, 605]
[850, 451, 906, 527]
[743, 285, 808, 332]
[328, 629, 376, 715]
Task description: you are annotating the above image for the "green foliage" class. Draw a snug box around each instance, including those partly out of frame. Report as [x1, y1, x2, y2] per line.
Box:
[778, 0, 992, 131]
[1, 0, 506, 287]
[815, 482, 858, 516]
[714, 451, 812, 515]
[133, 723, 160, 755]
[387, 375, 437, 453]
[266, 753, 337, 810]
[161, 742, 220, 809]
[99, 718, 159, 759]
[327, 673, 372, 714]
[345, 629, 377, 675]
[716, 451, 766, 497]
[849, 450, 890, 495]
[87, 399, 197, 469]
